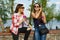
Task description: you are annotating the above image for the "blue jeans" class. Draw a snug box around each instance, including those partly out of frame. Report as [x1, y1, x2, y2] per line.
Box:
[34, 25, 46, 40]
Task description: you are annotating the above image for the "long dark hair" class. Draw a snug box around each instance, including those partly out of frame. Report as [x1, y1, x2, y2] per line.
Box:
[15, 4, 23, 13]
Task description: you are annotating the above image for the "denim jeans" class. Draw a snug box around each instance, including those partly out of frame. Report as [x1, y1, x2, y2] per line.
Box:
[34, 24, 46, 40]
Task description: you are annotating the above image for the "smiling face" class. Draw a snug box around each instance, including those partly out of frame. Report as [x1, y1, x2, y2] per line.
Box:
[34, 4, 40, 11]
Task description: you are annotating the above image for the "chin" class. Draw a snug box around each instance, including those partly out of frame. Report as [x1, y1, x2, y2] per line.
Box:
[35, 9, 39, 11]
[36, 10, 38, 11]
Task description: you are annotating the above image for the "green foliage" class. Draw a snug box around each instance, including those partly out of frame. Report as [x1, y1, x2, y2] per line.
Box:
[37, 0, 48, 11]
[0, 0, 8, 23]
[45, 4, 56, 23]
[55, 11, 60, 21]
[0, 0, 14, 23]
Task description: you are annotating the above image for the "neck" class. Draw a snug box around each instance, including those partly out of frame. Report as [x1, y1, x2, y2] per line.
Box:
[35, 10, 39, 13]
[18, 11, 22, 15]
[18, 11, 21, 13]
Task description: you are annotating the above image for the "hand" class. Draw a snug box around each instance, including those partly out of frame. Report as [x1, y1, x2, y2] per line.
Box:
[27, 24, 32, 30]
[39, 7, 42, 13]
[19, 18, 24, 25]
[27, 27, 31, 30]
[27, 27, 32, 30]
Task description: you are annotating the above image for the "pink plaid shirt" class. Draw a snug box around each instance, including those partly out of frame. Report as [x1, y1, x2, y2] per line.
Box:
[10, 13, 24, 35]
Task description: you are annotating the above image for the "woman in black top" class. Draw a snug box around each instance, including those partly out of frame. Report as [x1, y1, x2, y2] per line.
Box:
[31, 3, 47, 40]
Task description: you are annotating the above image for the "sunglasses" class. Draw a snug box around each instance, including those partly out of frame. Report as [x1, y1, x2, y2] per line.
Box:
[34, 6, 39, 8]
[20, 7, 24, 9]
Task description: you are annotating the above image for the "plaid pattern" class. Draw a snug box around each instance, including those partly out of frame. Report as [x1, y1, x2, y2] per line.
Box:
[10, 13, 24, 35]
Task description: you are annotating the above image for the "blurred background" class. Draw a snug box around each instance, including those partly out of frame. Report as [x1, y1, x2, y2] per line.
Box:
[0, 0, 60, 32]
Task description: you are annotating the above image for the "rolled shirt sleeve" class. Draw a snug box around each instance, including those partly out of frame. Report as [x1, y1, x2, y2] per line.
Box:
[12, 14, 20, 27]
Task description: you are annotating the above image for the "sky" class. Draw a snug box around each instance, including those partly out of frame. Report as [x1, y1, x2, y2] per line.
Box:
[47, 0, 60, 10]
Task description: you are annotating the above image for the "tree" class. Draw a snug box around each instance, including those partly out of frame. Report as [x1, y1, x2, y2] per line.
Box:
[0, 0, 14, 32]
[0, 18, 4, 32]
[46, 4, 56, 22]
[0, 0, 14, 23]
[0, 0, 8, 23]
[10, 0, 14, 14]
[37, 0, 48, 11]
[29, 0, 35, 25]
[55, 10, 60, 21]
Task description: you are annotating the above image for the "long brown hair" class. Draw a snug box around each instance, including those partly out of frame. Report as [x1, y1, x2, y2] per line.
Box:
[33, 3, 42, 19]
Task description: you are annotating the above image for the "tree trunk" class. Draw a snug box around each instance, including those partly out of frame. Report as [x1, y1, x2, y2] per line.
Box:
[11, 0, 14, 14]
[0, 18, 4, 32]
[29, 0, 34, 25]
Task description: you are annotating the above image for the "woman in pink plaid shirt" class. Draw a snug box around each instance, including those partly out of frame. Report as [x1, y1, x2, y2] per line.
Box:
[10, 4, 32, 40]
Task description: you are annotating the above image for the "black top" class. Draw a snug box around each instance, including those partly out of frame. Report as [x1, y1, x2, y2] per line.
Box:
[33, 18, 45, 27]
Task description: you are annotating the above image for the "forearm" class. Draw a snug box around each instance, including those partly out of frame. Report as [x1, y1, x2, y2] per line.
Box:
[13, 18, 24, 27]
[24, 21, 32, 28]
[28, 24, 32, 28]
[42, 12, 46, 24]
[43, 19, 46, 24]
[19, 19, 24, 25]
[32, 8, 42, 19]
[32, 12, 40, 19]
[35, 8, 42, 18]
